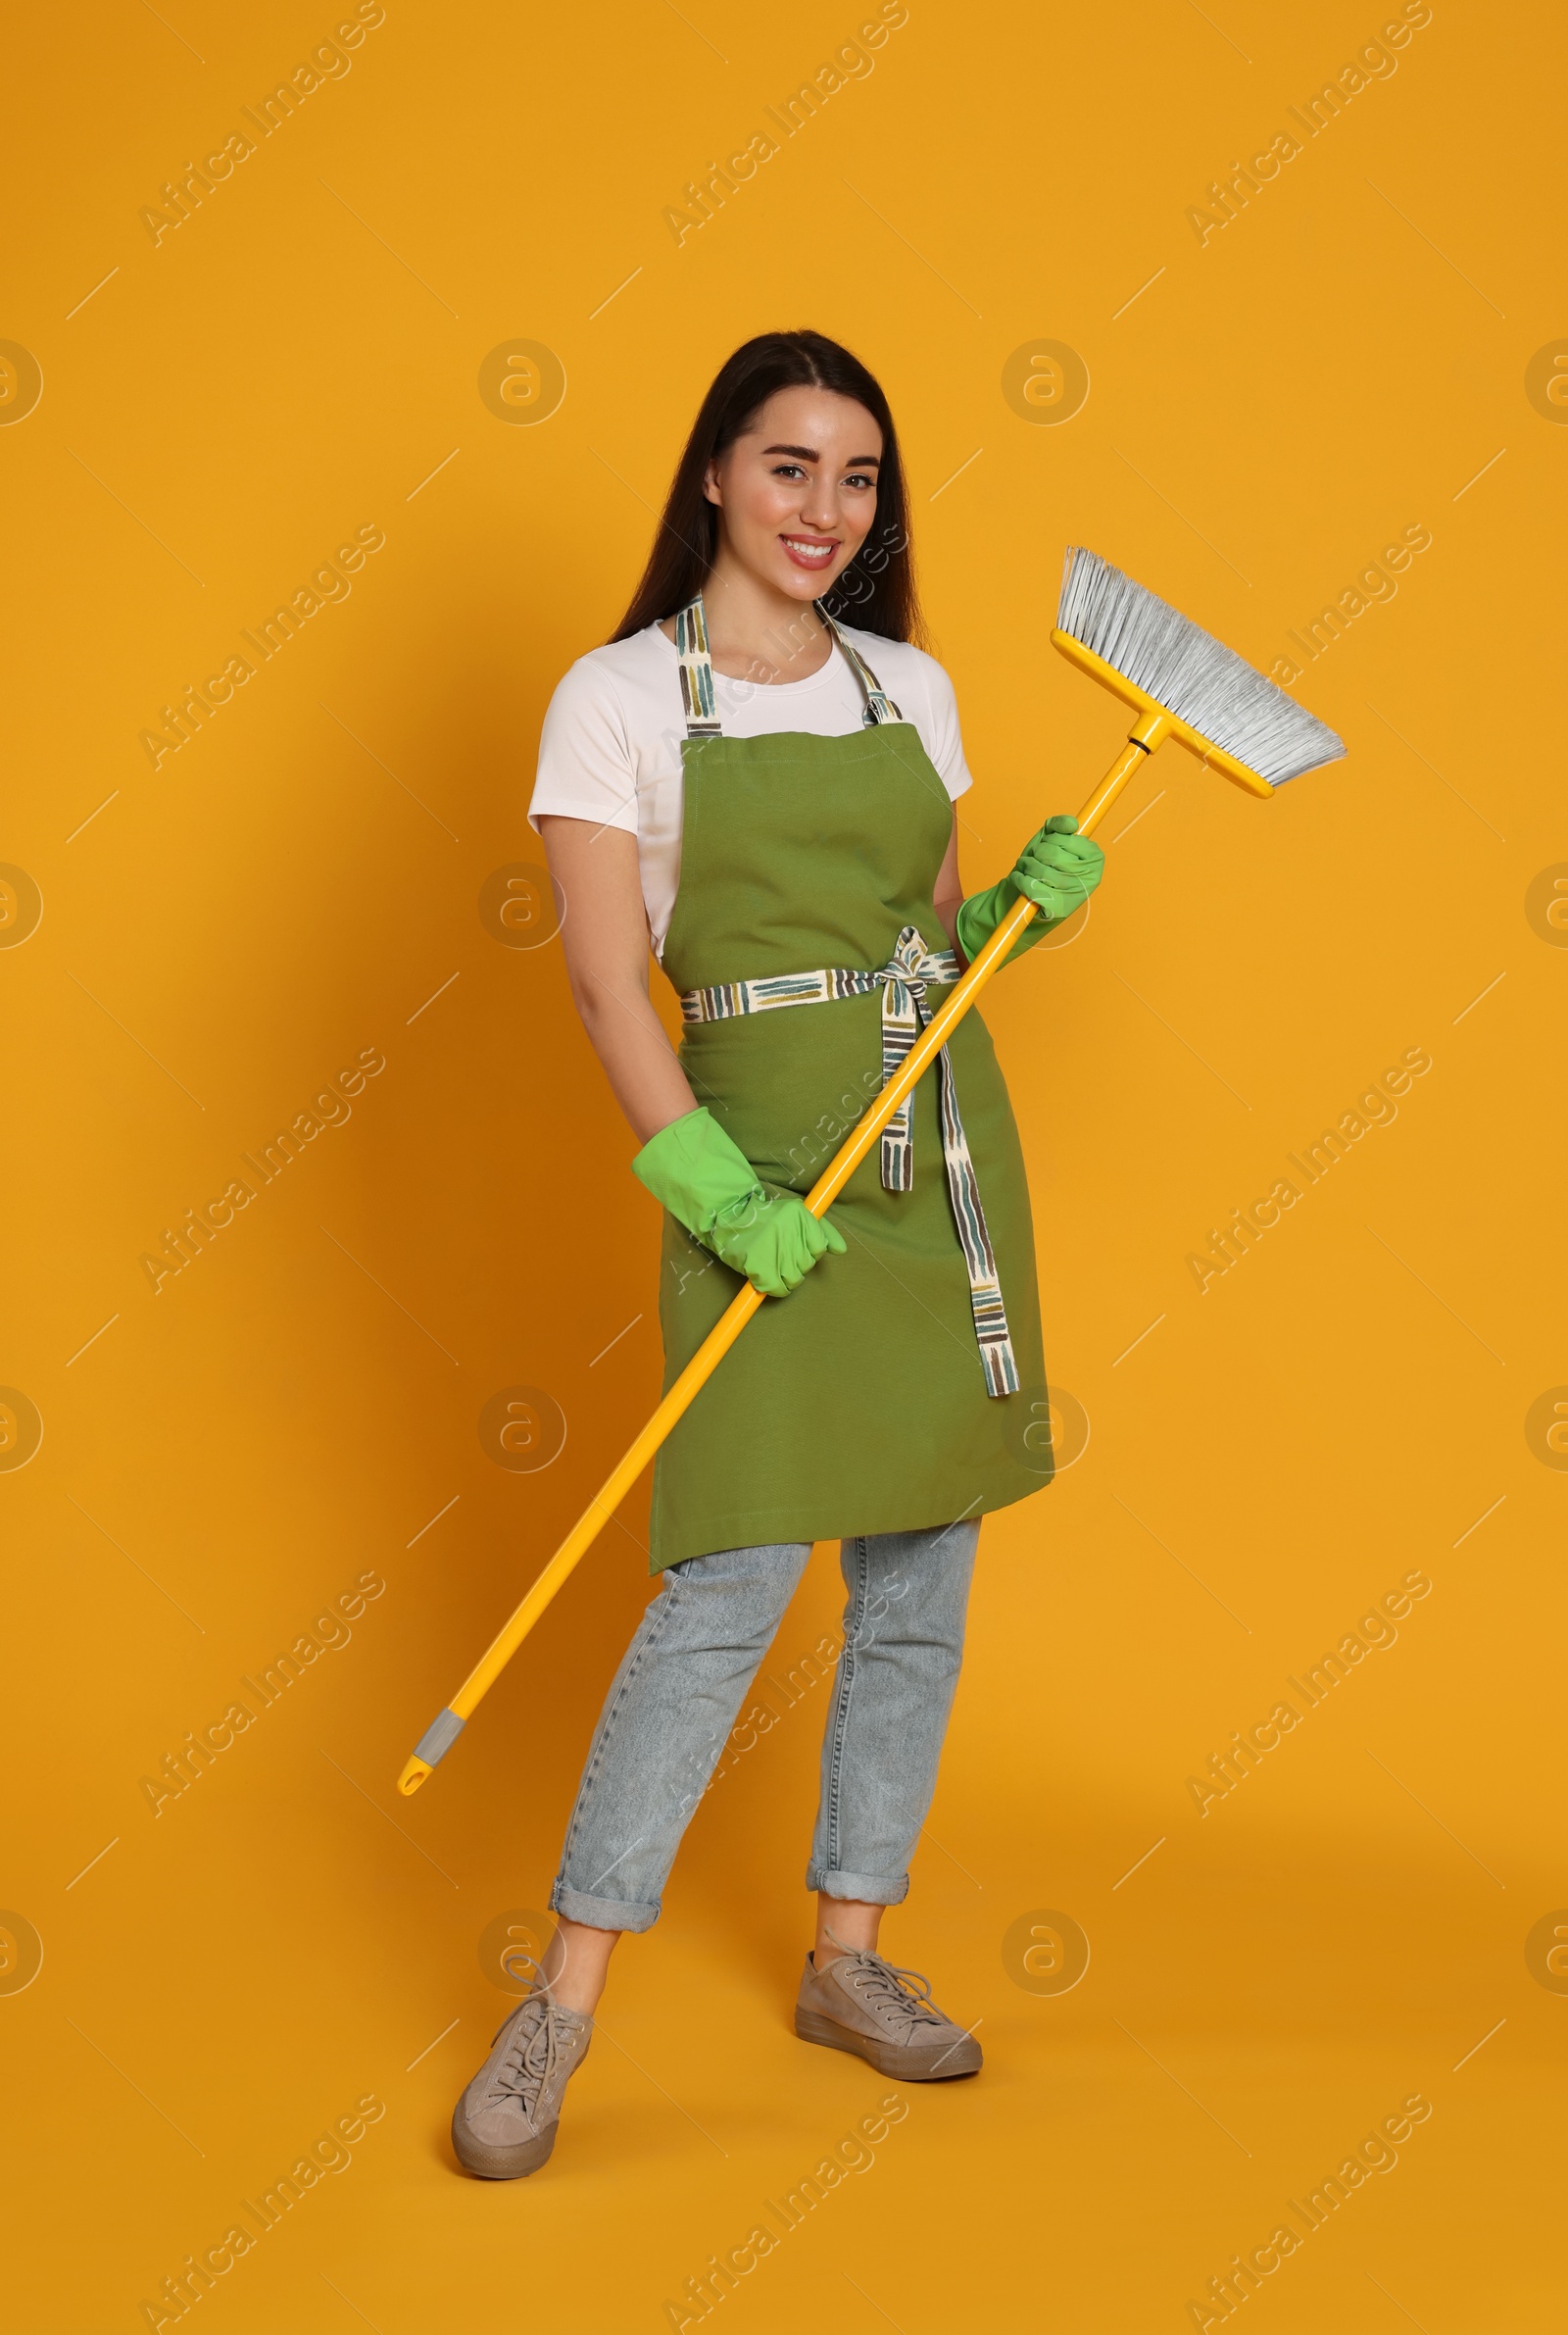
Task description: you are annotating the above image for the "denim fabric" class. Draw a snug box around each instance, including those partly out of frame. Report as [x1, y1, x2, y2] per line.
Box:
[550, 1519, 980, 1933]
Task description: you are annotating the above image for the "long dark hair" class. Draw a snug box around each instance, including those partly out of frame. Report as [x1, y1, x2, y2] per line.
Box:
[610, 330, 924, 647]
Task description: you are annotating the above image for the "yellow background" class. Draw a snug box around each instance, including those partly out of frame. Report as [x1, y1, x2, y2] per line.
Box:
[6, 0, 1565, 2324]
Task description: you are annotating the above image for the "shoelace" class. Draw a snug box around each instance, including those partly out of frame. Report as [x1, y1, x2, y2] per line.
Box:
[827, 1941, 947, 2040]
[489, 1986, 570, 2122]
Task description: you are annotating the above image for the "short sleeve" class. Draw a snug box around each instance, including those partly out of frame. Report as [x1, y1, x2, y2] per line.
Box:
[918, 658, 973, 801]
[848, 632, 974, 802]
[528, 657, 639, 836]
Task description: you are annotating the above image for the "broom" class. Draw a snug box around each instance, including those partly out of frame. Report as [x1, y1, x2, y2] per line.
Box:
[396, 549, 1346, 1794]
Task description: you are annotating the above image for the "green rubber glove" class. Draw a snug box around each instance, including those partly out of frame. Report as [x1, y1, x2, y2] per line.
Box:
[955, 815, 1105, 969]
[632, 1107, 846, 1298]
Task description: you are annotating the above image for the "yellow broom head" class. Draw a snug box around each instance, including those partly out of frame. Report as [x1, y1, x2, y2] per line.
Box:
[1054, 547, 1347, 796]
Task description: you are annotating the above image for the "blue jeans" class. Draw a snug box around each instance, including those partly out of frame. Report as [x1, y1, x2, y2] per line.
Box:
[550, 1520, 980, 1933]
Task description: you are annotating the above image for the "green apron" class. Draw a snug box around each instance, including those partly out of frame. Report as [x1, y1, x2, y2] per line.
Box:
[648, 598, 1050, 1570]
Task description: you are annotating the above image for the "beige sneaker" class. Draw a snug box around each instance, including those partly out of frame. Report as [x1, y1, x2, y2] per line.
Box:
[795, 1939, 982, 2080]
[451, 1985, 592, 2178]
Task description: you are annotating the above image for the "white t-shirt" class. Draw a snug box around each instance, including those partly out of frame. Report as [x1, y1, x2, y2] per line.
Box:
[528, 620, 973, 956]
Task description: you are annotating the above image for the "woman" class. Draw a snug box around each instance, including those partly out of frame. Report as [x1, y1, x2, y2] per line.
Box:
[451, 330, 1103, 2178]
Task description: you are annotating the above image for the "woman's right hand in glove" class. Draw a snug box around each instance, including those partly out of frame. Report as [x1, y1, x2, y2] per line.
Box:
[632, 1106, 846, 1298]
[702, 1181, 845, 1295]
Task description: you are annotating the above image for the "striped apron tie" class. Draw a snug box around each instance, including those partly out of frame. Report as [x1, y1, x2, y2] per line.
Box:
[680, 925, 1020, 1398]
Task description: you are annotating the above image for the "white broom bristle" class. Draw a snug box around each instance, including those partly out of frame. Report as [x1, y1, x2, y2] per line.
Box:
[1056, 547, 1346, 784]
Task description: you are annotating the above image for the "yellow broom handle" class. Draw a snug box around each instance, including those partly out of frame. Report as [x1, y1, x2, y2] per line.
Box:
[396, 730, 1156, 1792]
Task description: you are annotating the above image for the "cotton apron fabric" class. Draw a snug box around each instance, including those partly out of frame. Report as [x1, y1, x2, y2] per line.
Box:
[649, 606, 1050, 1570]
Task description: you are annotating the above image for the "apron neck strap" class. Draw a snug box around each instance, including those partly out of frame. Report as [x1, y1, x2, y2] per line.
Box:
[673, 594, 903, 740]
[673, 597, 722, 739]
[818, 609, 904, 726]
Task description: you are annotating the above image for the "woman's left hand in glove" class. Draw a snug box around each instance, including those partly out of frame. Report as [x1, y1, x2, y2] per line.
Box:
[955, 815, 1105, 969]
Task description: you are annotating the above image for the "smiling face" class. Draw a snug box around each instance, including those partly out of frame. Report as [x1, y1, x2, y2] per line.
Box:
[703, 384, 883, 606]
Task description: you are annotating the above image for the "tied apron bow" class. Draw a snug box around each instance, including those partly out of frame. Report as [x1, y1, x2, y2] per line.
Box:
[680, 923, 1020, 1398]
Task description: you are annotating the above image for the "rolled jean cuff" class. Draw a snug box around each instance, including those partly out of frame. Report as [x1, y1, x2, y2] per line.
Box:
[550, 1879, 660, 1935]
[806, 1863, 910, 1907]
